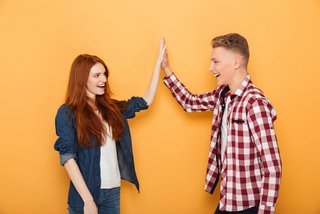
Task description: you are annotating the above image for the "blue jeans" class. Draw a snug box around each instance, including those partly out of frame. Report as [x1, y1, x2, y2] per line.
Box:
[68, 187, 120, 214]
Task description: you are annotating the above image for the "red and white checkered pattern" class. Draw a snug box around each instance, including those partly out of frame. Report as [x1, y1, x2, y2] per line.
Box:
[164, 74, 281, 214]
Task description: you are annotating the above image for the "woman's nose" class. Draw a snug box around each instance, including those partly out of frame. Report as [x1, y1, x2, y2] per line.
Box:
[101, 75, 107, 82]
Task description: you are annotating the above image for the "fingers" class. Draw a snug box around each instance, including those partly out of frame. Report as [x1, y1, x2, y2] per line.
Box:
[157, 37, 169, 69]
[160, 37, 167, 57]
[160, 37, 167, 50]
[161, 44, 167, 56]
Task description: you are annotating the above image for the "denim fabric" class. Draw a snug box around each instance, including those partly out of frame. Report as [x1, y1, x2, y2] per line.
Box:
[214, 205, 259, 214]
[54, 97, 148, 212]
[68, 187, 120, 214]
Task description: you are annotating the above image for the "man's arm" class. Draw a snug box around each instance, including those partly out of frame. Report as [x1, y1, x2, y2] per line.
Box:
[247, 99, 282, 214]
[161, 39, 218, 112]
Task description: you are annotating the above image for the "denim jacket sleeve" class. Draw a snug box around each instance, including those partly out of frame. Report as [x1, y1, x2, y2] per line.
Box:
[124, 96, 149, 119]
[54, 104, 78, 165]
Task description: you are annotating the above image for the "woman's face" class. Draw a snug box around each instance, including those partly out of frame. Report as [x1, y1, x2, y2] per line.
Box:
[86, 62, 107, 99]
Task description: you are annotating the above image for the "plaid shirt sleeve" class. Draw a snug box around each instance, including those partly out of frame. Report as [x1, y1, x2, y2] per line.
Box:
[247, 98, 282, 214]
[163, 73, 217, 112]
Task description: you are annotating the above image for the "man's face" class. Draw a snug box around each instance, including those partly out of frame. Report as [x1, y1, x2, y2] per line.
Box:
[209, 47, 236, 87]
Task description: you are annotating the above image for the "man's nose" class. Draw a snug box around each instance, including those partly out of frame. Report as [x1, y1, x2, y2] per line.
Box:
[209, 62, 214, 71]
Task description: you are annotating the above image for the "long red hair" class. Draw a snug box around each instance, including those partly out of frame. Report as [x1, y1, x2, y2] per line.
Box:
[66, 54, 126, 147]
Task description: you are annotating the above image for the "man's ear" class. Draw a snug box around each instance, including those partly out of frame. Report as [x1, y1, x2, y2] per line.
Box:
[234, 55, 241, 70]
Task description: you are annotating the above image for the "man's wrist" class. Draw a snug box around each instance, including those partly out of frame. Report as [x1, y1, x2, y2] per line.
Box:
[258, 204, 275, 214]
[164, 67, 172, 76]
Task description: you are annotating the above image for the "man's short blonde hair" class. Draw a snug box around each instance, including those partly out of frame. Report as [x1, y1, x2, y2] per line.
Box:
[211, 33, 250, 67]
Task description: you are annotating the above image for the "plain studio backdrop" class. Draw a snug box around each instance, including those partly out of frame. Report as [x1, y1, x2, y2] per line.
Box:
[0, 0, 319, 213]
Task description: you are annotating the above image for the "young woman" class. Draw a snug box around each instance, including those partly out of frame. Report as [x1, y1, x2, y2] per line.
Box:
[54, 39, 166, 214]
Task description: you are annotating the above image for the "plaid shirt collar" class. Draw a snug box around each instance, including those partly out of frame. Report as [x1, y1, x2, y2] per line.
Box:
[220, 74, 251, 99]
[233, 74, 251, 97]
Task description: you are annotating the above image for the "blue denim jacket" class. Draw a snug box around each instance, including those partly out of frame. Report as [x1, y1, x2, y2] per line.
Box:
[54, 97, 148, 211]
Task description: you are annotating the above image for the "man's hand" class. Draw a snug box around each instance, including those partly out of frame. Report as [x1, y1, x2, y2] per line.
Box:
[160, 38, 172, 76]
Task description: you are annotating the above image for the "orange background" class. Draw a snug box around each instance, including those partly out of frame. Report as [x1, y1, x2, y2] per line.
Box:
[0, 0, 320, 213]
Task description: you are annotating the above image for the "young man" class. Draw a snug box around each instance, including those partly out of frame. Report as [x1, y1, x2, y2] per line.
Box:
[161, 33, 281, 214]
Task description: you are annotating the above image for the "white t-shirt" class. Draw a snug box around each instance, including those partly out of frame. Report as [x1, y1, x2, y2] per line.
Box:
[100, 124, 121, 189]
[221, 96, 231, 162]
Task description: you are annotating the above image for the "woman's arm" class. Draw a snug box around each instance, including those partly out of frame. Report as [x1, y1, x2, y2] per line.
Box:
[143, 38, 167, 106]
[64, 159, 98, 214]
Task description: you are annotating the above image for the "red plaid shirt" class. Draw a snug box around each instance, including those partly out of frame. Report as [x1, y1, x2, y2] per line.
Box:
[164, 73, 281, 214]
